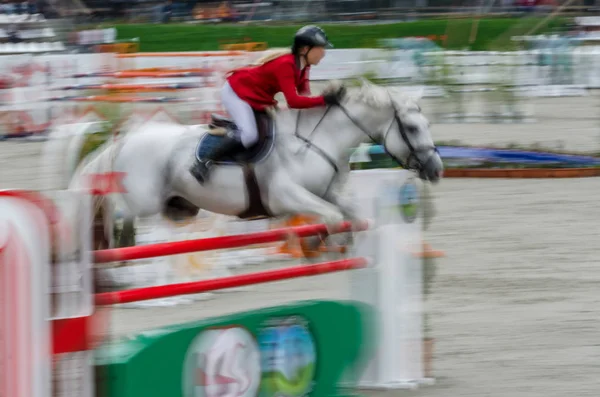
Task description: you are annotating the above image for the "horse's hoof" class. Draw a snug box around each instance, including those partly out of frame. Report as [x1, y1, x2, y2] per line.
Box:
[325, 221, 344, 235]
[358, 218, 374, 231]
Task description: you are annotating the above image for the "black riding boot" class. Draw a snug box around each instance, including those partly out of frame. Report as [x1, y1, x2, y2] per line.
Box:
[190, 135, 244, 184]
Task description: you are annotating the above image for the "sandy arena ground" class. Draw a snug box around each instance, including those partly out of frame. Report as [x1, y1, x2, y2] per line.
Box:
[2, 95, 600, 397]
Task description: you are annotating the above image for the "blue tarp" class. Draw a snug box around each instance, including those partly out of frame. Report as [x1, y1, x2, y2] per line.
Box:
[365, 145, 600, 166]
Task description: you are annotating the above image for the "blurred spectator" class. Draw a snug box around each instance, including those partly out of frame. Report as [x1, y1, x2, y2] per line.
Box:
[6, 24, 21, 42]
[516, 0, 536, 12]
[0, 0, 38, 14]
[191, 1, 240, 23]
[535, 0, 557, 12]
[192, 3, 205, 20]
[223, 1, 240, 22]
[500, 0, 513, 11]
[217, 1, 234, 21]
[162, 0, 172, 22]
[0, 0, 16, 14]
[20, 0, 38, 14]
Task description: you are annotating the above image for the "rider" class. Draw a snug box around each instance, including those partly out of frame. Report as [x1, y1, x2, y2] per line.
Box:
[190, 25, 346, 184]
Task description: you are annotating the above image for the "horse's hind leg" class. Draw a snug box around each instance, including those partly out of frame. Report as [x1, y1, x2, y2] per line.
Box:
[162, 196, 201, 223]
[117, 218, 136, 248]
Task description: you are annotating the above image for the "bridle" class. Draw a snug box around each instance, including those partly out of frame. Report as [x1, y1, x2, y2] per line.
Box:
[338, 98, 439, 173]
[293, 92, 439, 189]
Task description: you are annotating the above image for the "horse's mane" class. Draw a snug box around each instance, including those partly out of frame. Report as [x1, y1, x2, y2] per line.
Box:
[321, 79, 419, 112]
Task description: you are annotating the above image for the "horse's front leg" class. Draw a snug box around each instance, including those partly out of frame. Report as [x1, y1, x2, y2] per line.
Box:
[322, 190, 366, 251]
[268, 180, 345, 234]
[325, 191, 361, 223]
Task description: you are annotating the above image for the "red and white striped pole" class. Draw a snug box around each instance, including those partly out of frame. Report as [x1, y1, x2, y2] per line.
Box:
[94, 220, 368, 264]
[95, 257, 368, 306]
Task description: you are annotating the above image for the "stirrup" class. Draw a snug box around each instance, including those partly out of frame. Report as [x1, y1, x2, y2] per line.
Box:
[190, 158, 211, 183]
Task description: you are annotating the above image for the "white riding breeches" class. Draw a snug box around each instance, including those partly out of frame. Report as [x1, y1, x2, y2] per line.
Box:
[220, 81, 259, 149]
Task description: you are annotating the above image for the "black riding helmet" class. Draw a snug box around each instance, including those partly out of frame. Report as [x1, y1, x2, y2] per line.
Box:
[292, 25, 333, 54]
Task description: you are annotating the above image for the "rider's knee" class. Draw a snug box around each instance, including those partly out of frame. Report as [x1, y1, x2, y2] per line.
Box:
[240, 130, 259, 148]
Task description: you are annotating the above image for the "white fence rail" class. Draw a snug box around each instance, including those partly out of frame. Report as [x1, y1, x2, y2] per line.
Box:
[311, 47, 600, 88]
[1, 48, 599, 138]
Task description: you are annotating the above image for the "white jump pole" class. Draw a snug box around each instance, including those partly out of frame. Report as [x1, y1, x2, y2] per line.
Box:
[350, 169, 430, 389]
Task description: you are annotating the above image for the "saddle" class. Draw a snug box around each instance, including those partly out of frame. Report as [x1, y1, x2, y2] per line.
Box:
[199, 110, 275, 164]
[195, 109, 275, 220]
[208, 114, 236, 131]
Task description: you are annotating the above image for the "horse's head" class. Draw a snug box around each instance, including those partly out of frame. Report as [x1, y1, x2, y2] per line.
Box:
[337, 80, 444, 183]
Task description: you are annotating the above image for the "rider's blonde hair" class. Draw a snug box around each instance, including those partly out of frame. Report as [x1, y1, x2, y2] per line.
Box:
[249, 48, 292, 66]
[225, 48, 292, 78]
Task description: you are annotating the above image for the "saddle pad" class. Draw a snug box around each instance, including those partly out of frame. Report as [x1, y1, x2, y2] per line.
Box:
[195, 132, 275, 165]
[195, 134, 237, 164]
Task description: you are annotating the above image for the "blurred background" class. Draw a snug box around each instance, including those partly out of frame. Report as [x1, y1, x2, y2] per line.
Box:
[1, 0, 599, 35]
[2, 0, 596, 24]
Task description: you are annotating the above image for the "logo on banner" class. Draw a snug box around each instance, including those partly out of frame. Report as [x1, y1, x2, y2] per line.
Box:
[258, 316, 316, 397]
[399, 178, 419, 223]
[375, 177, 419, 225]
[183, 327, 261, 397]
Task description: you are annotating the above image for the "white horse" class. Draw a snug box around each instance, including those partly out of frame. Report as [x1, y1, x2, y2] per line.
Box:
[69, 80, 443, 240]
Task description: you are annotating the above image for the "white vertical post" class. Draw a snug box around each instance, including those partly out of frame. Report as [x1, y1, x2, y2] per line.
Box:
[50, 189, 94, 397]
[0, 194, 52, 397]
[349, 169, 427, 389]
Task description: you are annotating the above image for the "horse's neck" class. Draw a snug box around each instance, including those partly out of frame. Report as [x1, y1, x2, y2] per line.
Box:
[276, 106, 373, 165]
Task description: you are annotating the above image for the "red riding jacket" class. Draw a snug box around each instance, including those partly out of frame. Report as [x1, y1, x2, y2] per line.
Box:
[226, 53, 326, 111]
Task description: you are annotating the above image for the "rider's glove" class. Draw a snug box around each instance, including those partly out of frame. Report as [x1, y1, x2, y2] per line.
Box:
[323, 86, 346, 106]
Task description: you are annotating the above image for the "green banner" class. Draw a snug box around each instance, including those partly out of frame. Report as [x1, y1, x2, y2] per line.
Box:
[95, 300, 375, 397]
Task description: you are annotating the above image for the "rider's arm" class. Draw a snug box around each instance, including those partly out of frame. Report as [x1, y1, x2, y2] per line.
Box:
[298, 68, 311, 95]
[276, 63, 325, 109]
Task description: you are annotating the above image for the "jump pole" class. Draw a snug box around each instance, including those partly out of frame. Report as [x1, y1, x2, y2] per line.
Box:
[94, 220, 368, 264]
[95, 257, 368, 305]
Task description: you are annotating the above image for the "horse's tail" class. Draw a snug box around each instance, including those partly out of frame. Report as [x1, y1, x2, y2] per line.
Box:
[40, 121, 108, 191]
[67, 135, 118, 191]
[41, 121, 122, 250]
